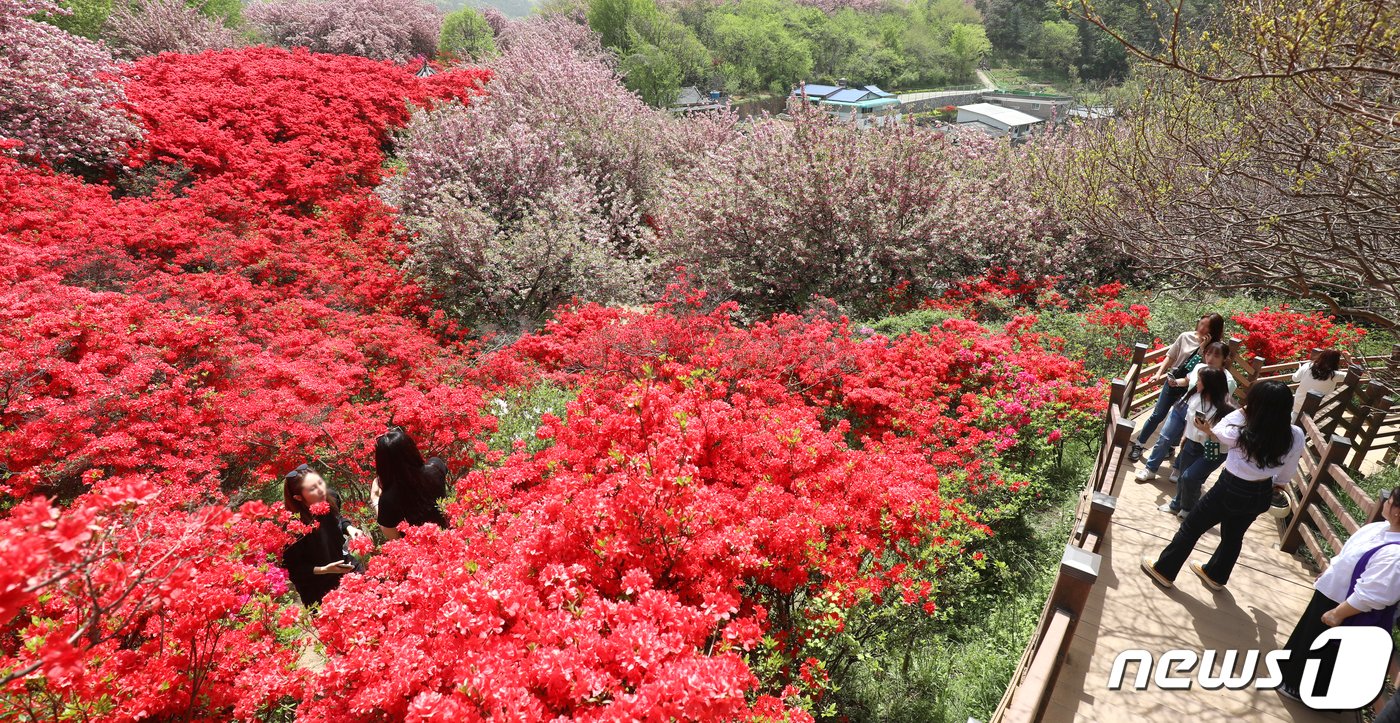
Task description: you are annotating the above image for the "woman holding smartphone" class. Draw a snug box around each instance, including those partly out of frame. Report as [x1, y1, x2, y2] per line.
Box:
[1130, 313, 1225, 462]
[1136, 341, 1235, 483]
[281, 463, 366, 607]
[1157, 367, 1234, 517]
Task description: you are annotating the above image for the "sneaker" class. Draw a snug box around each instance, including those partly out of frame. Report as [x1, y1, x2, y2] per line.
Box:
[1135, 467, 1158, 482]
[1276, 683, 1303, 703]
[1128, 443, 1144, 462]
[1178, 509, 1189, 519]
[1191, 561, 1224, 591]
[1169, 471, 1181, 483]
[1141, 557, 1173, 588]
[1158, 502, 1178, 513]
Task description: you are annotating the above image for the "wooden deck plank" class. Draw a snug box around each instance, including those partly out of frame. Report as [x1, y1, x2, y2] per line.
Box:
[1041, 430, 1362, 723]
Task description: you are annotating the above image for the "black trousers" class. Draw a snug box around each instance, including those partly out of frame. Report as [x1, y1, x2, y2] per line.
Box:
[1153, 468, 1274, 583]
[1278, 588, 1339, 692]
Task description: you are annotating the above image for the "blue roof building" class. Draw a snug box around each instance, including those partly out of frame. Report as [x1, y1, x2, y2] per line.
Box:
[791, 83, 903, 127]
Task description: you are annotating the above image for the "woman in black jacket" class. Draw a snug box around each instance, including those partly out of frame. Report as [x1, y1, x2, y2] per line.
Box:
[281, 463, 365, 607]
[371, 426, 451, 540]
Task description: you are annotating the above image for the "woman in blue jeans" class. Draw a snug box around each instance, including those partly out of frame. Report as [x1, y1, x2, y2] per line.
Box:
[1142, 381, 1304, 590]
[1130, 313, 1224, 462]
[1157, 367, 1233, 516]
[1135, 341, 1234, 484]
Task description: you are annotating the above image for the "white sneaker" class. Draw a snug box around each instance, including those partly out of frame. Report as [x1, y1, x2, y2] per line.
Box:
[1135, 468, 1158, 482]
[1178, 509, 1189, 519]
[1158, 502, 1177, 513]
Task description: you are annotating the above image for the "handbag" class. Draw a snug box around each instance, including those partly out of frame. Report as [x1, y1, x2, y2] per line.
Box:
[1342, 541, 1400, 629]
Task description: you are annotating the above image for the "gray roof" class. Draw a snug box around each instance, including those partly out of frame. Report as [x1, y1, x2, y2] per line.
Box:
[957, 102, 1043, 127]
[674, 86, 705, 106]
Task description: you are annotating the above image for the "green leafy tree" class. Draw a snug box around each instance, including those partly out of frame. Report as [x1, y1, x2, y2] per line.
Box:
[946, 23, 990, 81]
[42, 0, 111, 37]
[1029, 18, 1078, 77]
[587, 0, 649, 50]
[440, 6, 496, 60]
[619, 41, 681, 106]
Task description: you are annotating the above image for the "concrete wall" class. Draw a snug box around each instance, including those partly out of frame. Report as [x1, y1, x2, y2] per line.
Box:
[898, 91, 985, 113]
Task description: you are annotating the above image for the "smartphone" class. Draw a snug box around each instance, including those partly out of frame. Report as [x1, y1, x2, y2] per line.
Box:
[1194, 413, 1207, 424]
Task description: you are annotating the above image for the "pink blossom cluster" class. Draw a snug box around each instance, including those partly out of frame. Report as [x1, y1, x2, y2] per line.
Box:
[104, 0, 240, 59]
[0, 0, 142, 169]
[246, 0, 442, 61]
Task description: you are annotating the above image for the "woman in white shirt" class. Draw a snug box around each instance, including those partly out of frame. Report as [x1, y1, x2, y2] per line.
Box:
[1156, 367, 1234, 517]
[1130, 313, 1225, 462]
[1136, 341, 1236, 483]
[1291, 349, 1344, 417]
[1142, 380, 1305, 590]
[1275, 486, 1400, 702]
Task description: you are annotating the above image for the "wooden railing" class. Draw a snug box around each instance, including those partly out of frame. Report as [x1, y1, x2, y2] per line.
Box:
[990, 380, 1133, 722]
[991, 339, 1400, 722]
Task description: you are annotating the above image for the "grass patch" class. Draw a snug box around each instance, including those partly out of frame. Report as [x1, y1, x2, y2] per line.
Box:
[985, 66, 1073, 94]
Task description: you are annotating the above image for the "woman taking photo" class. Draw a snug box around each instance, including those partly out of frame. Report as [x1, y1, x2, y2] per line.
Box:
[1130, 313, 1225, 462]
[1141, 380, 1304, 590]
[1135, 340, 1235, 483]
[1156, 367, 1234, 517]
[281, 464, 365, 607]
[1276, 486, 1400, 702]
[373, 426, 451, 540]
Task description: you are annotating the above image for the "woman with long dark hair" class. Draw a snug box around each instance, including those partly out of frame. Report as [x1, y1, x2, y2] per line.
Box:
[1291, 348, 1344, 417]
[373, 426, 451, 540]
[1135, 340, 1235, 483]
[1157, 366, 1234, 517]
[1276, 486, 1400, 702]
[1130, 313, 1225, 462]
[1142, 380, 1304, 590]
[281, 464, 365, 607]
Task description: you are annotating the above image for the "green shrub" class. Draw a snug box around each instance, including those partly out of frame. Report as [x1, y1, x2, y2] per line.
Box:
[486, 381, 577, 458]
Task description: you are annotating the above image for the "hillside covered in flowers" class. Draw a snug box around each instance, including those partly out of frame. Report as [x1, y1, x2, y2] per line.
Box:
[1, 0, 1381, 719]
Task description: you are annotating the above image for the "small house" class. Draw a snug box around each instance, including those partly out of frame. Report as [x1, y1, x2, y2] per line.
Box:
[791, 82, 903, 128]
[670, 86, 728, 114]
[980, 90, 1074, 121]
[955, 103, 1044, 139]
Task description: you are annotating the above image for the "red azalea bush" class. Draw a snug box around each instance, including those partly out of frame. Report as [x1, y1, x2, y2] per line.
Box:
[300, 295, 1100, 719]
[1232, 305, 1367, 364]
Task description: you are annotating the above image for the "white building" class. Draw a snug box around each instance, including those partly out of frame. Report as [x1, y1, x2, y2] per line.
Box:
[955, 103, 1045, 139]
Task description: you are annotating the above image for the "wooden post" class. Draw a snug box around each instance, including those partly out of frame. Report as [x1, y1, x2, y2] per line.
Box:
[1050, 544, 1100, 626]
[1297, 390, 1325, 426]
[1350, 394, 1395, 469]
[1282, 434, 1354, 554]
[1341, 383, 1387, 441]
[1082, 492, 1116, 550]
[1131, 342, 1148, 367]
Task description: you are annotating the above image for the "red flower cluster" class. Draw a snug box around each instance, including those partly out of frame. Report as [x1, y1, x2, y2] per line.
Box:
[931, 267, 1067, 318]
[2, 48, 495, 716]
[1232, 305, 1367, 364]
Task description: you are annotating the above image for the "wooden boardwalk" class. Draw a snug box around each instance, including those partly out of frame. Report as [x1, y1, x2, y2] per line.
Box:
[1042, 444, 1359, 723]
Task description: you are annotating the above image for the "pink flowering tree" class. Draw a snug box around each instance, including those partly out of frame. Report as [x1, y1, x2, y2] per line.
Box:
[654, 109, 1096, 317]
[0, 0, 142, 170]
[385, 16, 686, 332]
[246, 0, 441, 61]
[104, 0, 240, 58]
